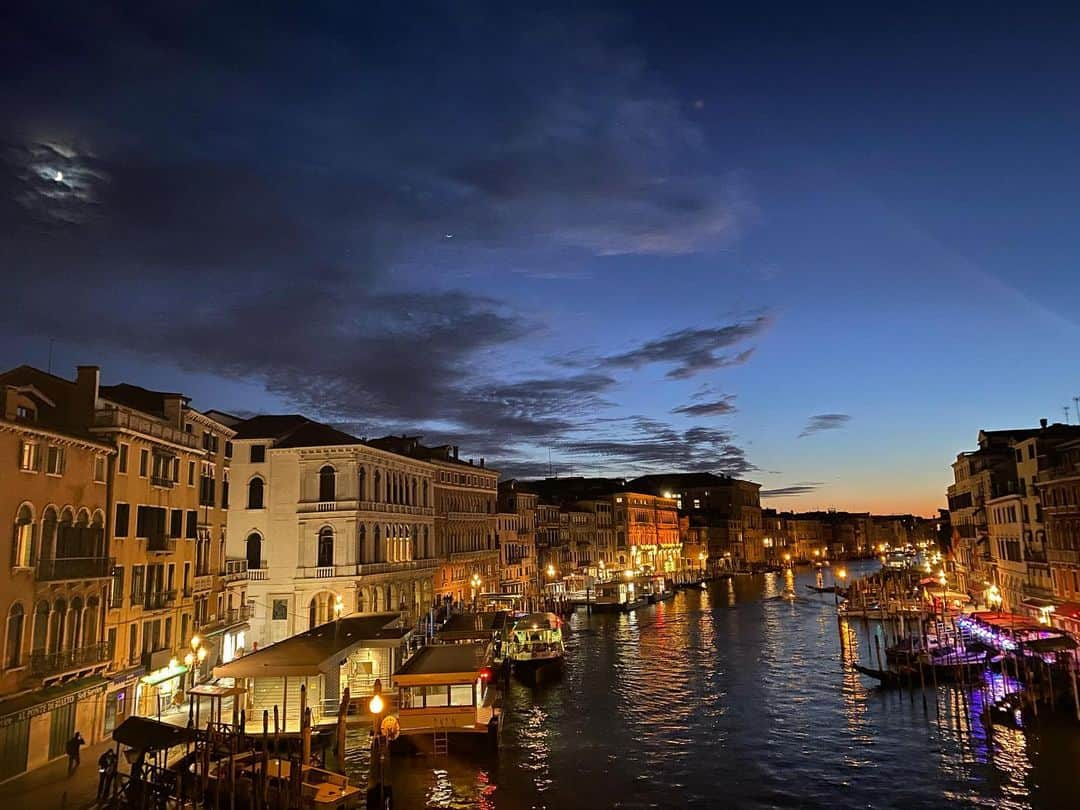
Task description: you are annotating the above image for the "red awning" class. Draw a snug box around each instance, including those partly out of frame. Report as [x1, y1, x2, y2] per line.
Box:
[1055, 602, 1080, 622]
[969, 611, 1041, 632]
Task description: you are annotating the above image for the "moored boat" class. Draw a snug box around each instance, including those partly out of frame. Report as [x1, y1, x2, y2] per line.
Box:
[505, 613, 565, 680]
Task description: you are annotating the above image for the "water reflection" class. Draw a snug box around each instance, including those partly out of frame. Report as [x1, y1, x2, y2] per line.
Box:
[348, 561, 1080, 808]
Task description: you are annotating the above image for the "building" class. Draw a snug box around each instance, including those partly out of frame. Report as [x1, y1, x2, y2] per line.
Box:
[497, 484, 538, 597]
[227, 417, 438, 650]
[0, 368, 114, 782]
[368, 438, 499, 607]
[627, 473, 763, 566]
[610, 492, 681, 574]
[576, 498, 616, 574]
[1034, 436, 1080, 621]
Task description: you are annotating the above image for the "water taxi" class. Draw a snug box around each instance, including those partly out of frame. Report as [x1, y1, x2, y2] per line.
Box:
[391, 642, 500, 752]
[504, 613, 565, 678]
[590, 579, 648, 612]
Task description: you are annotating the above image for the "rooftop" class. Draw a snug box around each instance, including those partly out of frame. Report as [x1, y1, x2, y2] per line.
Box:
[99, 382, 187, 417]
[231, 414, 362, 448]
[395, 643, 489, 679]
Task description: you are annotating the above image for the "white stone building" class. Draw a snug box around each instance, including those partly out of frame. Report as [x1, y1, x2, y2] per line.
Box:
[225, 416, 437, 649]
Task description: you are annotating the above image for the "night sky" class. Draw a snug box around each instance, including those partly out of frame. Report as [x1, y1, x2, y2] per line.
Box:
[4, 2, 1080, 515]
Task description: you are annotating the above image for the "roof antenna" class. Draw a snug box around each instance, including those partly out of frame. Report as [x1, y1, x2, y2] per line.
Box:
[1064, 406, 1071, 425]
[1074, 396, 1080, 425]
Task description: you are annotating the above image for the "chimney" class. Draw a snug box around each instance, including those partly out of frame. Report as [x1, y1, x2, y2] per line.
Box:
[453, 445, 459, 459]
[73, 365, 100, 426]
[1040, 418, 1049, 429]
[480, 458, 485, 468]
[468, 458, 474, 466]
[163, 395, 184, 429]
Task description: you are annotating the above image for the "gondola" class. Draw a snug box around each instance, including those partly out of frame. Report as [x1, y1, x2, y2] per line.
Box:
[804, 584, 837, 593]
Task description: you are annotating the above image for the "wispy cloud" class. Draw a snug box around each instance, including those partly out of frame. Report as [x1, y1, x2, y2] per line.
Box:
[596, 317, 767, 379]
[761, 482, 824, 498]
[798, 414, 851, 438]
[672, 394, 737, 417]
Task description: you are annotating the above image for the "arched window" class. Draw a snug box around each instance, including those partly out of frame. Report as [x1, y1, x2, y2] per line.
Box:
[248, 477, 265, 509]
[373, 525, 381, 563]
[40, 506, 58, 563]
[317, 526, 334, 568]
[6, 603, 25, 668]
[75, 508, 90, 528]
[422, 480, 429, 507]
[358, 467, 367, 501]
[246, 533, 262, 571]
[411, 479, 417, 506]
[423, 526, 430, 558]
[84, 596, 100, 645]
[49, 598, 66, 653]
[319, 466, 336, 502]
[12, 504, 34, 568]
[357, 524, 367, 564]
[69, 596, 83, 648]
[32, 601, 49, 653]
[373, 471, 381, 503]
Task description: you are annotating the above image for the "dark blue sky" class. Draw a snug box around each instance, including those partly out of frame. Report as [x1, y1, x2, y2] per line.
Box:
[4, 2, 1079, 514]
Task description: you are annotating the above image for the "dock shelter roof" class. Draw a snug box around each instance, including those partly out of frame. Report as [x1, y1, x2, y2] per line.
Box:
[394, 643, 489, 686]
[112, 716, 196, 751]
[437, 611, 508, 642]
[213, 613, 410, 679]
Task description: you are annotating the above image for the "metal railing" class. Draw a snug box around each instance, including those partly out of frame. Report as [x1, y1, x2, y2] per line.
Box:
[147, 534, 175, 553]
[150, 475, 174, 489]
[30, 642, 110, 677]
[36, 556, 114, 581]
[138, 590, 177, 611]
[93, 407, 200, 448]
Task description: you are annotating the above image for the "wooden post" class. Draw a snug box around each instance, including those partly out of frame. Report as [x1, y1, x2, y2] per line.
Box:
[874, 633, 884, 673]
[336, 686, 350, 774]
[302, 707, 312, 767]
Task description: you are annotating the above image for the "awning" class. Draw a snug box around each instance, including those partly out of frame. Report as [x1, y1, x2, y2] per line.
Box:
[0, 675, 107, 726]
[1021, 596, 1061, 610]
[112, 716, 197, 751]
[1054, 602, 1080, 622]
[1021, 636, 1078, 653]
[141, 663, 187, 686]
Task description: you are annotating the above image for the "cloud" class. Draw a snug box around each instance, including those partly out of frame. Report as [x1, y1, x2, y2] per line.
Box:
[798, 414, 851, 438]
[597, 317, 767, 379]
[761, 483, 824, 498]
[0, 5, 758, 480]
[672, 394, 737, 417]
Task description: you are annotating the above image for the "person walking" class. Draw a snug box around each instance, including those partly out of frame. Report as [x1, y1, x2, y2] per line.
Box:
[66, 731, 86, 775]
[97, 748, 117, 801]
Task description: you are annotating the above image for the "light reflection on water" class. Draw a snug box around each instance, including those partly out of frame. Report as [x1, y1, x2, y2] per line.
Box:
[347, 561, 1080, 808]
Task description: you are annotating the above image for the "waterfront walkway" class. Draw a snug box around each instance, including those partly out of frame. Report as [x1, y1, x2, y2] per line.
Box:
[0, 695, 231, 808]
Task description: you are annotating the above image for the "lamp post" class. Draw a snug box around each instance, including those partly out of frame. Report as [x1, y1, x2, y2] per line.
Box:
[835, 568, 847, 607]
[986, 584, 1002, 615]
[470, 573, 482, 612]
[369, 685, 386, 808]
[937, 570, 948, 618]
[783, 552, 791, 570]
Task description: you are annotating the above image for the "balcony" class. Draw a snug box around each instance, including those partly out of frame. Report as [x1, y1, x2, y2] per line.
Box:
[356, 501, 434, 517]
[36, 556, 114, 581]
[30, 642, 111, 678]
[150, 475, 174, 489]
[93, 407, 200, 449]
[146, 533, 176, 553]
[196, 604, 253, 633]
[222, 559, 248, 583]
[139, 590, 177, 611]
[356, 558, 439, 576]
[1048, 547, 1080, 565]
[193, 574, 214, 593]
[247, 567, 268, 581]
[297, 565, 342, 579]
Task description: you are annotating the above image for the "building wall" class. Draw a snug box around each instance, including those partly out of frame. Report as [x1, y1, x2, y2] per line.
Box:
[431, 459, 499, 603]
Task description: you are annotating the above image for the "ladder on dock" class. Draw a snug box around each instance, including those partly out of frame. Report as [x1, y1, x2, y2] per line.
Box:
[432, 730, 449, 756]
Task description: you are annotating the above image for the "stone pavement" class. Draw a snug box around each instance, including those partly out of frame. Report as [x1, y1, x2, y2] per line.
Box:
[0, 734, 112, 809]
[0, 696, 232, 809]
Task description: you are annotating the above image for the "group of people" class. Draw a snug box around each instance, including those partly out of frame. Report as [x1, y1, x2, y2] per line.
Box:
[64, 730, 121, 803]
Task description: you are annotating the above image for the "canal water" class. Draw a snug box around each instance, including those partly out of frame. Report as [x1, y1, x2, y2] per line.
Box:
[349, 560, 1080, 808]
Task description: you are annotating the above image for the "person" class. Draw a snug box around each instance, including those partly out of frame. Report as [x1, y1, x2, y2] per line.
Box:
[97, 748, 117, 801]
[66, 731, 86, 775]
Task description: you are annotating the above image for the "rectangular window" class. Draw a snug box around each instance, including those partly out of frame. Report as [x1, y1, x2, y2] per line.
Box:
[15, 404, 35, 421]
[170, 509, 183, 539]
[250, 445, 265, 463]
[163, 617, 172, 648]
[94, 454, 107, 483]
[45, 445, 65, 475]
[18, 440, 39, 472]
[172, 457, 180, 483]
[115, 503, 130, 537]
[186, 511, 197, 539]
[188, 460, 196, 486]
[139, 448, 149, 477]
[111, 567, 124, 607]
[1029, 445, 1035, 459]
[424, 686, 449, 708]
[118, 443, 129, 474]
[225, 441, 233, 459]
[131, 565, 145, 599]
[272, 599, 288, 620]
[449, 684, 475, 707]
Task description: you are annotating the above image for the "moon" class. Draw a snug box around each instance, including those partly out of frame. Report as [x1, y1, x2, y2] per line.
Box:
[54, 170, 64, 182]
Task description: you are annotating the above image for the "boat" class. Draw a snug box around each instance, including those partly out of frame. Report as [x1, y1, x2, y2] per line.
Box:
[504, 613, 565, 680]
[589, 579, 648, 612]
[805, 584, 837, 594]
[391, 642, 501, 753]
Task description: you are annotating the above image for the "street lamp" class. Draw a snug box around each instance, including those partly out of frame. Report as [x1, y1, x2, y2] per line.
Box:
[937, 570, 948, 617]
[986, 584, 1002, 614]
[470, 572, 482, 611]
[369, 686, 386, 807]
